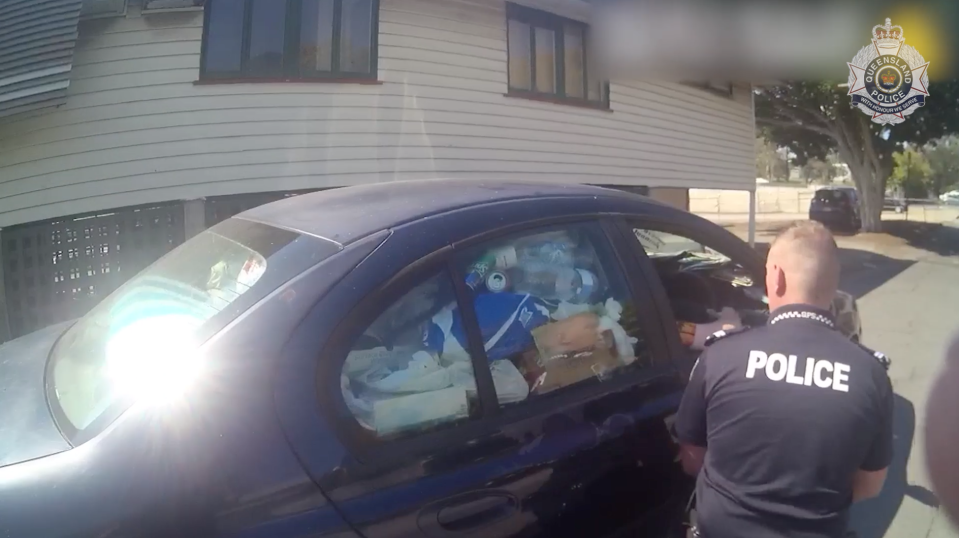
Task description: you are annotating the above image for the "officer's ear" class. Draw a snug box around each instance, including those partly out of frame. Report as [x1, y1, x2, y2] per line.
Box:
[768, 264, 787, 298]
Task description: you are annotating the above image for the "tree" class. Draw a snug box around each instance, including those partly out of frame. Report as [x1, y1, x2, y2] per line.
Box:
[890, 147, 931, 198]
[755, 81, 959, 231]
[800, 158, 838, 185]
[924, 135, 959, 196]
[755, 136, 778, 180]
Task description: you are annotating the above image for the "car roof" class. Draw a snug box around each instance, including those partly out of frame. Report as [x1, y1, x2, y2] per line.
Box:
[816, 186, 856, 192]
[235, 179, 660, 245]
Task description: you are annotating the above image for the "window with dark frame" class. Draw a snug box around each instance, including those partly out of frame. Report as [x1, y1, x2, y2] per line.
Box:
[506, 3, 608, 107]
[201, 0, 379, 81]
[682, 81, 734, 98]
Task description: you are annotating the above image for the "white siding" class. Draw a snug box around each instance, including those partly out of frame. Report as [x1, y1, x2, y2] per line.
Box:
[0, 0, 754, 228]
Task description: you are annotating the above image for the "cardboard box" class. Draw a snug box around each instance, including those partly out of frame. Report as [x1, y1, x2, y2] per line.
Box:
[527, 313, 621, 394]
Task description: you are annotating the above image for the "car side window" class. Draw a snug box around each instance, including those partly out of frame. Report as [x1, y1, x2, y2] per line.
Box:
[340, 272, 482, 439]
[628, 226, 767, 351]
[455, 222, 652, 407]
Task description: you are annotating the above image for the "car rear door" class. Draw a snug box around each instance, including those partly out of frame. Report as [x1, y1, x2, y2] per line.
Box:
[310, 218, 690, 538]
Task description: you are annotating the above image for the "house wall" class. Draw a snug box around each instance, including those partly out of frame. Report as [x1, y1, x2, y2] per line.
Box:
[0, 0, 755, 228]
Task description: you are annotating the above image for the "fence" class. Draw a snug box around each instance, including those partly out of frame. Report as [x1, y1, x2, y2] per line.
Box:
[690, 187, 959, 224]
[0, 190, 323, 342]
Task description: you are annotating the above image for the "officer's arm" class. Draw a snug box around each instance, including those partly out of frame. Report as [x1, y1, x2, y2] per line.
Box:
[675, 354, 709, 476]
[853, 375, 894, 502]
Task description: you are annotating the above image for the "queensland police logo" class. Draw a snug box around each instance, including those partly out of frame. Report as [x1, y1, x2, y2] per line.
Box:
[847, 18, 930, 125]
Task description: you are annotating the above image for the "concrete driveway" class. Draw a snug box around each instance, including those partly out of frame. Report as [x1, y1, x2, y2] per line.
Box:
[722, 219, 959, 537]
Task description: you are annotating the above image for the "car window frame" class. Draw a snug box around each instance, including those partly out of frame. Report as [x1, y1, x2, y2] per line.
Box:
[317, 216, 676, 467]
[611, 215, 766, 375]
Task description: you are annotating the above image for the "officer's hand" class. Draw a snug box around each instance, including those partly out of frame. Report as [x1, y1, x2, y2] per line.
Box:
[690, 308, 743, 350]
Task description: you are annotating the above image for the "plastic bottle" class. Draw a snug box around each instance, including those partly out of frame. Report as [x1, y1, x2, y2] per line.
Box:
[517, 241, 574, 268]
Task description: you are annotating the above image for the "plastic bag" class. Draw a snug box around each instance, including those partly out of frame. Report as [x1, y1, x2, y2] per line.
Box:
[357, 351, 452, 394]
[341, 375, 375, 430]
[448, 360, 529, 404]
[490, 360, 530, 403]
[374, 387, 470, 436]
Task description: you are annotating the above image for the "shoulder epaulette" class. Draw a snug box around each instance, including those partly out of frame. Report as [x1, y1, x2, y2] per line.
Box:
[704, 326, 752, 347]
[855, 342, 891, 370]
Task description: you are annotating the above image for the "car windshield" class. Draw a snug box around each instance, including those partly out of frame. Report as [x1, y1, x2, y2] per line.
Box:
[633, 229, 731, 262]
[815, 190, 850, 203]
[48, 218, 334, 439]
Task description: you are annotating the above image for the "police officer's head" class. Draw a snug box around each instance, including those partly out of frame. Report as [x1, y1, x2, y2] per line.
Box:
[765, 221, 840, 312]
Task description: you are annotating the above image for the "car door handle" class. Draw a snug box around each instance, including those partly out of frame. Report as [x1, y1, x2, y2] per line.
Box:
[418, 491, 518, 536]
[438, 494, 516, 529]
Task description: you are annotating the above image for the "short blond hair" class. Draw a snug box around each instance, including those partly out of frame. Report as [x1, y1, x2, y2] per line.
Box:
[768, 221, 840, 304]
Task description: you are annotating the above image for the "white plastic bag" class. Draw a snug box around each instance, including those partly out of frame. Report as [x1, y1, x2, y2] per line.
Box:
[374, 387, 470, 436]
[447, 359, 529, 404]
[551, 300, 592, 321]
[358, 351, 452, 394]
[341, 375, 375, 430]
[491, 360, 530, 403]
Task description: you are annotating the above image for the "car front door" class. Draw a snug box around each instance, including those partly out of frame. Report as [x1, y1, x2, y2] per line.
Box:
[615, 216, 768, 365]
[314, 219, 689, 538]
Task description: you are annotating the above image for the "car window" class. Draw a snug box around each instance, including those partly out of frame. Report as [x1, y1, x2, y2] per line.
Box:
[456, 222, 652, 406]
[633, 228, 729, 260]
[340, 272, 481, 439]
[629, 225, 767, 350]
[50, 219, 338, 439]
[814, 189, 850, 203]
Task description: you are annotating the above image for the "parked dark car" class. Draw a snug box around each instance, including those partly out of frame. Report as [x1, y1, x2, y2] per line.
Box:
[0, 180, 863, 538]
[883, 197, 908, 214]
[809, 186, 862, 231]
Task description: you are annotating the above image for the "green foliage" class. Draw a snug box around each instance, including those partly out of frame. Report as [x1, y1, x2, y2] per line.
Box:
[923, 135, 959, 196]
[800, 158, 839, 185]
[891, 147, 932, 198]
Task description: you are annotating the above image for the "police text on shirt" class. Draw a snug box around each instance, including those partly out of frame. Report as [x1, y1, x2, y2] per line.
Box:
[746, 351, 850, 392]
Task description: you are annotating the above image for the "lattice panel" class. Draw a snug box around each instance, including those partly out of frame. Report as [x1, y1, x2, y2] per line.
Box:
[205, 189, 321, 227]
[2, 203, 185, 339]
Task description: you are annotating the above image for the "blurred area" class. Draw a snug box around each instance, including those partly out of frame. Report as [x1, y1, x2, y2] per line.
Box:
[592, 0, 959, 81]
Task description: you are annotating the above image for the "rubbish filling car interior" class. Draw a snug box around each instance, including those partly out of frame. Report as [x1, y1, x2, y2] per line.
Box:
[339, 225, 772, 438]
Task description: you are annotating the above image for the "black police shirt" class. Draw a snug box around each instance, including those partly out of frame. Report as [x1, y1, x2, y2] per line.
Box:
[675, 304, 894, 538]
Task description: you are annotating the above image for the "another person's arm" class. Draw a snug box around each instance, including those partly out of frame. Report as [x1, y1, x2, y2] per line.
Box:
[675, 353, 710, 475]
[853, 375, 894, 502]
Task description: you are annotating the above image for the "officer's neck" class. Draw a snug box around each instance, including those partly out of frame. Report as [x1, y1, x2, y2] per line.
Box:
[768, 303, 837, 329]
[767, 295, 831, 314]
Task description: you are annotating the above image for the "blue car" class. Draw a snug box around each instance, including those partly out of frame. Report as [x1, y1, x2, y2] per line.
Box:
[0, 180, 847, 538]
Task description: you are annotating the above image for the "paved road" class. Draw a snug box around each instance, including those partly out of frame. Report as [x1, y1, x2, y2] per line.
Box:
[720, 219, 959, 537]
[840, 224, 959, 538]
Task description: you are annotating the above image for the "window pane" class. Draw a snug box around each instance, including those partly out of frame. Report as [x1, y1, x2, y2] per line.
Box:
[564, 24, 585, 98]
[300, 0, 335, 72]
[630, 227, 764, 350]
[249, 0, 287, 76]
[458, 223, 651, 405]
[340, 0, 374, 73]
[507, 19, 531, 91]
[631, 229, 725, 259]
[341, 273, 481, 439]
[204, 0, 245, 74]
[534, 27, 556, 94]
[51, 219, 324, 438]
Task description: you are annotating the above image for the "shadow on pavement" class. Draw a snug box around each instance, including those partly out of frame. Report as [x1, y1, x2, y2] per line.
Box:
[848, 394, 939, 538]
[880, 221, 959, 257]
[751, 242, 915, 300]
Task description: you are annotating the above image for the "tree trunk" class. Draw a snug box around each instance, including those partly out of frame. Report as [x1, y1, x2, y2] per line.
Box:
[833, 116, 887, 233]
[849, 162, 885, 232]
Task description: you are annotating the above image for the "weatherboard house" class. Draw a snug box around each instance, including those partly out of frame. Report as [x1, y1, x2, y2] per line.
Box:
[0, 0, 755, 341]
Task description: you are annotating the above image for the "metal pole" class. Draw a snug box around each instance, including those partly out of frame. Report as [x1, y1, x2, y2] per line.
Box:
[0, 231, 9, 344]
[748, 189, 757, 247]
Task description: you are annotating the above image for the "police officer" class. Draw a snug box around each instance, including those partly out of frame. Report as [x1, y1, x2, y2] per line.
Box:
[674, 221, 893, 538]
